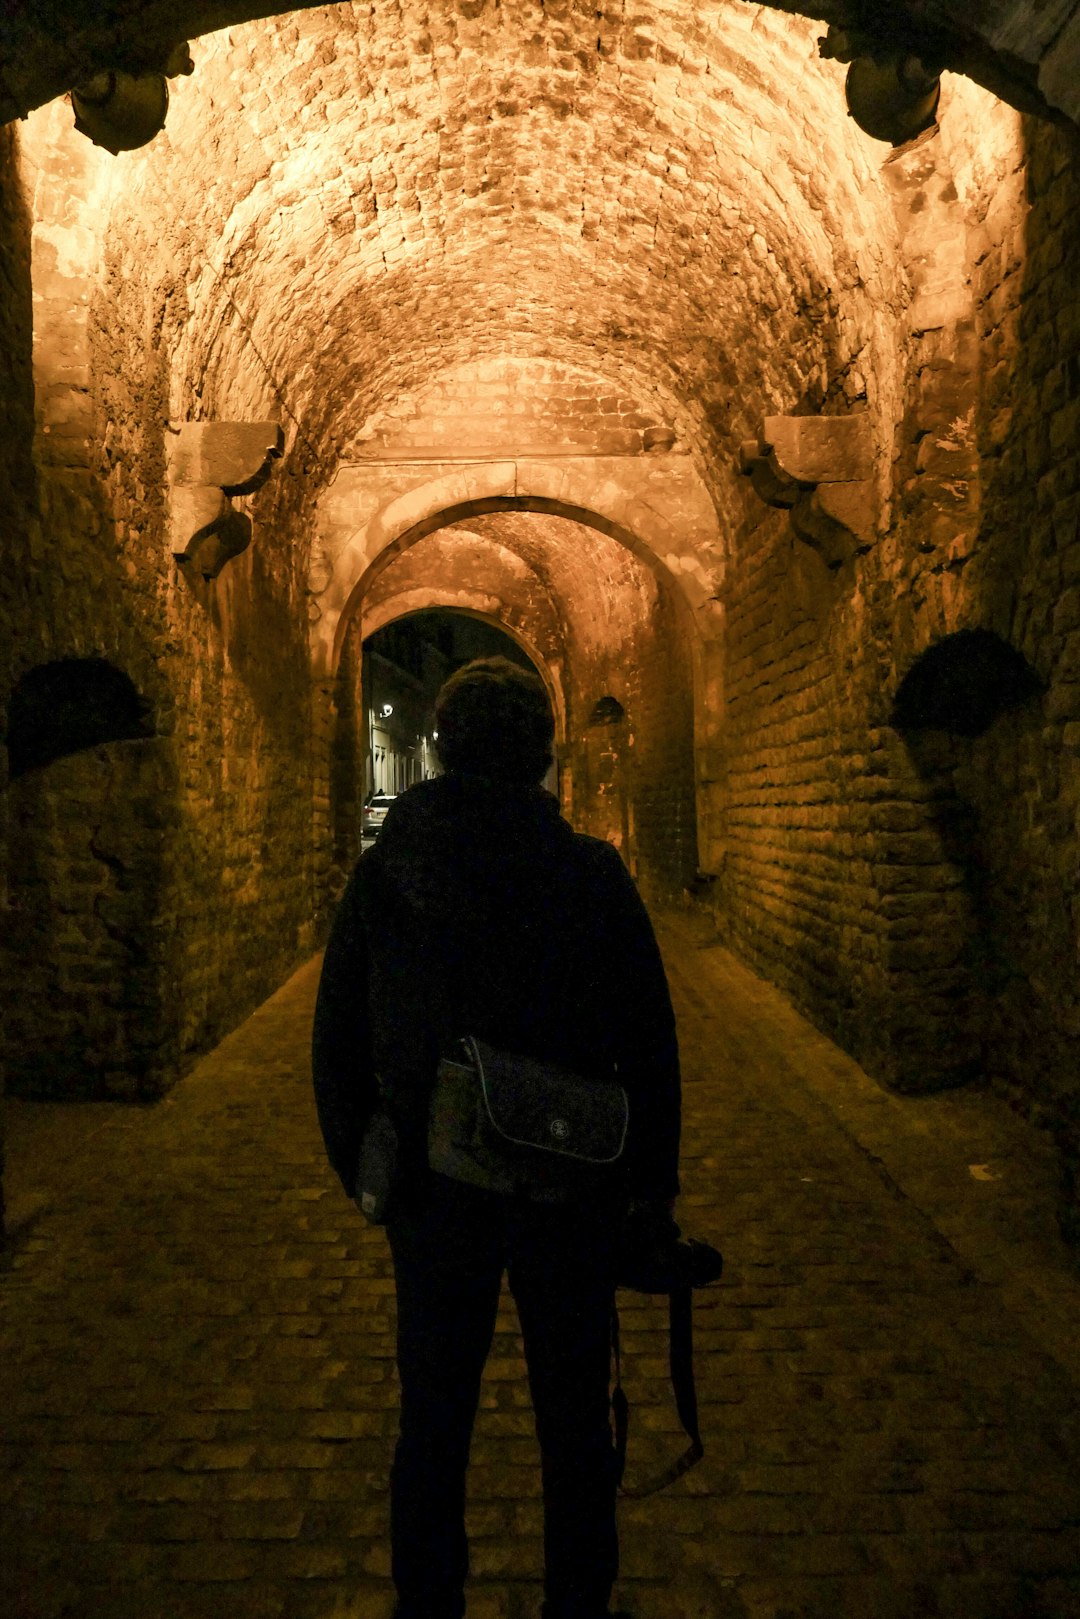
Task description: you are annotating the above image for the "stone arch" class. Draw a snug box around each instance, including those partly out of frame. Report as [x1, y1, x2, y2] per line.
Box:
[314, 489, 701, 898]
[320, 520, 574, 888]
[360, 597, 567, 750]
[347, 514, 571, 744]
[312, 455, 722, 683]
[323, 588, 566, 886]
[309, 460, 716, 892]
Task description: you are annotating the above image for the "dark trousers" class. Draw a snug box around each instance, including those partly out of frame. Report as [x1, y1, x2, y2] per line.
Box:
[386, 1173, 622, 1619]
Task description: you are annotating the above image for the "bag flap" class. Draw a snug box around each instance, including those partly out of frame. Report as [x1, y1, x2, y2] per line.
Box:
[467, 1037, 628, 1164]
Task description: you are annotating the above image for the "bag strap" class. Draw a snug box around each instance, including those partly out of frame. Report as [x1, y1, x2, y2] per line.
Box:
[611, 1289, 705, 1499]
[611, 1305, 629, 1489]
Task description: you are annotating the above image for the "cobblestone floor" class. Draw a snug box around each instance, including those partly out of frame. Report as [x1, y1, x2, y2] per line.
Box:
[4, 918, 1080, 1619]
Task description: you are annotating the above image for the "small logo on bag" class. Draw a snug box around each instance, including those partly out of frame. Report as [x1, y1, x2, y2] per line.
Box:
[550, 1118, 570, 1141]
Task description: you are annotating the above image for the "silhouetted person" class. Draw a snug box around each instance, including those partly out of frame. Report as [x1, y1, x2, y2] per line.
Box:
[313, 656, 681, 1619]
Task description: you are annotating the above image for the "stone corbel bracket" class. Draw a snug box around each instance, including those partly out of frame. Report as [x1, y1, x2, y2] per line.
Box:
[739, 414, 876, 568]
[166, 421, 284, 580]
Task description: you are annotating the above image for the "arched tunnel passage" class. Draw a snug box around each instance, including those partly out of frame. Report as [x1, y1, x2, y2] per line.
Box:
[6, 0, 1080, 1273]
[8, 25, 1080, 1607]
[323, 505, 700, 904]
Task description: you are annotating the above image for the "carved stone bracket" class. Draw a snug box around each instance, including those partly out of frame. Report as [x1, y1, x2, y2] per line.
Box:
[739, 414, 876, 568]
[166, 421, 284, 580]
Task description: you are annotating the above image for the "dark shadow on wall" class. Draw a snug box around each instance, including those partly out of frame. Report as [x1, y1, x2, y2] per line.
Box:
[7, 658, 154, 776]
[893, 629, 1043, 737]
[893, 631, 1045, 1096]
[3, 662, 172, 1102]
[965, 114, 1080, 1240]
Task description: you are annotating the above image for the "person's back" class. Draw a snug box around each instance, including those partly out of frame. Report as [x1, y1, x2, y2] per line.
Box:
[358, 769, 679, 1196]
[312, 656, 681, 1619]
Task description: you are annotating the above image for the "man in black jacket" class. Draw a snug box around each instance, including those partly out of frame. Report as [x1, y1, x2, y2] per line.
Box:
[312, 656, 681, 1619]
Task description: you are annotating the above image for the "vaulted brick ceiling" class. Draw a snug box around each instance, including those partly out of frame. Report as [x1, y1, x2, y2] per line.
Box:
[96, 1, 904, 505]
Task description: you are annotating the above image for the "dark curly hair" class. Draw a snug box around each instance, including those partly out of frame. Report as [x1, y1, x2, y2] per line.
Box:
[434, 656, 554, 785]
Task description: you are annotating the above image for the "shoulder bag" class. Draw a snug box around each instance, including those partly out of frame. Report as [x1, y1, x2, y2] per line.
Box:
[428, 1035, 629, 1201]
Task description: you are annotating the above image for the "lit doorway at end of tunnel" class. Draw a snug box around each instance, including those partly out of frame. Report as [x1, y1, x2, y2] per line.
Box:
[354, 611, 552, 846]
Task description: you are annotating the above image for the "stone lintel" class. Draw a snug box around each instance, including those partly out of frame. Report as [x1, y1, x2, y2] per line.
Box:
[759, 413, 873, 485]
[739, 412, 876, 566]
[166, 420, 284, 495]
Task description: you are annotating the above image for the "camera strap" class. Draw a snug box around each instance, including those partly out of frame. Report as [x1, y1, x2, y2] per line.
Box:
[611, 1287, 704, 1498]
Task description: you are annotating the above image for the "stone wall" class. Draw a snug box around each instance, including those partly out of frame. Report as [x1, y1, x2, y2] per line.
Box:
[860, 109, 1080, 1146]
[0, 120, 35, 1229]
[0, 117, 321, 1104]
[344, 357, 677, 461]
[84, 249, 318, 1064]
[713, 494, 885, 1056]
[563, 551, 697, 899]
[708, 107, 982, 1083]
[958, 116, 1080, 1212]
[707, 107, 1080, 1232]
[3, 740, 175, 1099]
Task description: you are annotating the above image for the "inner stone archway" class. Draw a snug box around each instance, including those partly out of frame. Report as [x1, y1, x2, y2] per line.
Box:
[323, 505, 699, 902]
[327, 598, 561, 889]
[363, 607, 555, 795]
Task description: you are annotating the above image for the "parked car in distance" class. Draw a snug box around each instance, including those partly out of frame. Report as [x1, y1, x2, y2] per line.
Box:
[362, 793, 396, 840]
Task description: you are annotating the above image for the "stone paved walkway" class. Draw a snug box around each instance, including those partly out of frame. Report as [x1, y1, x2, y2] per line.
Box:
[4, 918, 1080, 1619]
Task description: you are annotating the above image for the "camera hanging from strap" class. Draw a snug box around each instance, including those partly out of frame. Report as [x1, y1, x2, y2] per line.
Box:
[612, 1218, 723, 1497]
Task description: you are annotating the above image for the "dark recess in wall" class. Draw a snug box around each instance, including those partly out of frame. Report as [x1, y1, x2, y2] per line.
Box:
[588, 695, 626, 726]
[892, 629, 1043, 738]
[7, 658, 154, 777]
